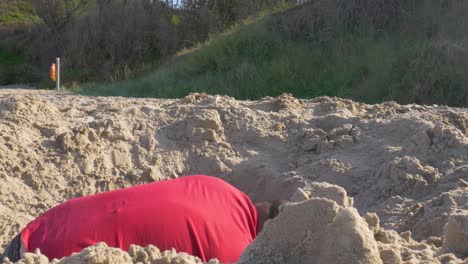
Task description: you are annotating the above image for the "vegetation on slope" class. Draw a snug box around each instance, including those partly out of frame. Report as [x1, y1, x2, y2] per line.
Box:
[84, 1, 468, 107]
[0, 0, 290, 86]
[0, 1, 36, 85]
[0, 0, 35, 26]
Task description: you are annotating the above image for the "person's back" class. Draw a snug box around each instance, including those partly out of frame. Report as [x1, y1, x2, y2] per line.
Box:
[20, 175, 258, 262]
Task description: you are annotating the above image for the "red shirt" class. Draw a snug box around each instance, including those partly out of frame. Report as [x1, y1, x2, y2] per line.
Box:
[21, 175, 258, 262]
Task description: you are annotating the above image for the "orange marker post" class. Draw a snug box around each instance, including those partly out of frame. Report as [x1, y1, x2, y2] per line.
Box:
[50, 63, 56, 82]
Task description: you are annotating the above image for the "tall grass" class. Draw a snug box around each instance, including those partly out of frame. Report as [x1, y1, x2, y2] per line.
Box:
[83, 1, 468, 107]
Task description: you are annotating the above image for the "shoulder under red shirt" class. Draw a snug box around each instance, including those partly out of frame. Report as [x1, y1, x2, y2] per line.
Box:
[20, 175, 258, 262]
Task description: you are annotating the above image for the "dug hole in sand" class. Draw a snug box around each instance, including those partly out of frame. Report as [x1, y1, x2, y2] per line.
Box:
[0, 90, 466, 263]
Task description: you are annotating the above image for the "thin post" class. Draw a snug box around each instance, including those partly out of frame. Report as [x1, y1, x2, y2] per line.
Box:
[56, 57, 60, 91]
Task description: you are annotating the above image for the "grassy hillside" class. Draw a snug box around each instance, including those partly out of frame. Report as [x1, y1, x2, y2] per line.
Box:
[82, 1, 468, 107]
[1, 0, 246, 86]
[0, 1, 35, 26]
[0, 1, 36, 85]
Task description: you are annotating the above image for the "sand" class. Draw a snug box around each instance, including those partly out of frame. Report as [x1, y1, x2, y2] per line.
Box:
[0, 90, 466, 263]
[2, 243, 221, 264]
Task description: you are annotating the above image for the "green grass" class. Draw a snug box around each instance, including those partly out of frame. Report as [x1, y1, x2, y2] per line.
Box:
[82, 2, 468, 107]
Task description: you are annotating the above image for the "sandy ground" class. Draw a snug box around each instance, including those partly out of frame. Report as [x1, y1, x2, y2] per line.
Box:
[0, 90, 466, 263]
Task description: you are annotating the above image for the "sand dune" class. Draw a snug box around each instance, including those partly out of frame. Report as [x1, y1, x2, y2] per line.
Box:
[0, 90, 466, 263]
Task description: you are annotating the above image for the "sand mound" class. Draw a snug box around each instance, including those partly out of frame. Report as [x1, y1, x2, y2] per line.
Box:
[238, 198, 382, 264]
[2, 243, 220, 264]
[445, 212, 468, 256]
[241, 182, 466, 264]
[0, 90, 466, 263]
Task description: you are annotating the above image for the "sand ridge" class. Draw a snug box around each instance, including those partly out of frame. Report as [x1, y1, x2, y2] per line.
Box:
[0, 90, 466, 263]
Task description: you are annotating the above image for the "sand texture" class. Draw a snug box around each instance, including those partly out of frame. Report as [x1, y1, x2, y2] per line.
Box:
[2, 243, 220, 264]
[0, 90, 466, 263]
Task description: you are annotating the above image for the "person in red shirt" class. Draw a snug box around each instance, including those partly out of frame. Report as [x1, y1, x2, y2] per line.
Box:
[2, 175, 283, 263]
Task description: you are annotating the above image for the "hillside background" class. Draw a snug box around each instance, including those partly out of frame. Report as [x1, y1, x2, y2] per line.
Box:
[1, 0, 467, 107]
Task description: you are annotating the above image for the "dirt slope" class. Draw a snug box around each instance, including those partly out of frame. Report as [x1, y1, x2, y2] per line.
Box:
[0, 90, 466, 263]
